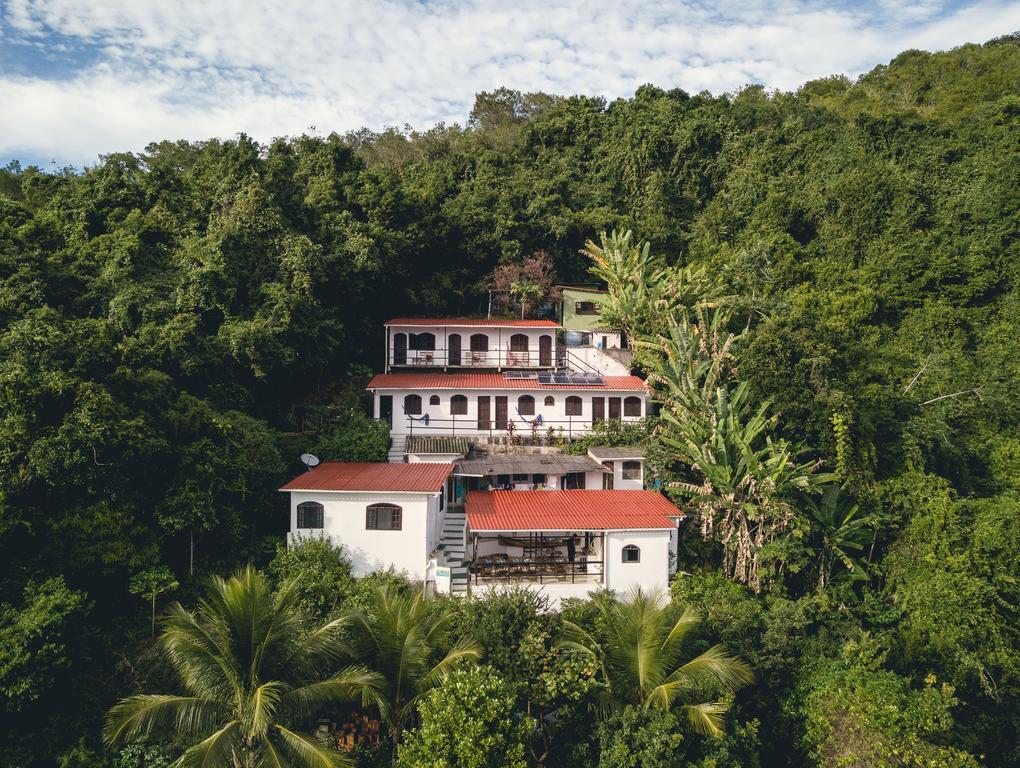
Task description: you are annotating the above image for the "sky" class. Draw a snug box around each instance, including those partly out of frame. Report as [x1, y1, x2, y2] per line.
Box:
[1, 0, 1018, 168]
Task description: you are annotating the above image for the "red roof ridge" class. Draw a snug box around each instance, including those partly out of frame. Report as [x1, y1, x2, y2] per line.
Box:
[280, 462, 453, 492]
[367, 372, 647, 391]
[385, 317, 560, 327]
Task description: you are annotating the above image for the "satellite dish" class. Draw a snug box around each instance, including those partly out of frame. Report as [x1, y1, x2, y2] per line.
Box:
[300, 453, 320, 470]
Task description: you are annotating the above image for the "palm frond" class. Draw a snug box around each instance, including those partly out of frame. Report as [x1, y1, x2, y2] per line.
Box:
[274, 724, 351, 768]
[283, 666, 385, 719]
[103, 695, 225, 747]
[661, 644, 754, 694]
[678, 701, 729, 737]
[171, 720, 240, 768]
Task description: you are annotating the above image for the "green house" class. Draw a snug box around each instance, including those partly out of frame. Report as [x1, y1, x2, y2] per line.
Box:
[558, 285, 610, 331]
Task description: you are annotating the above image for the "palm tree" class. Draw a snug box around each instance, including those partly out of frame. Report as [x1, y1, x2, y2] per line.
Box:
[804, 485, 878, 589]
[339, 586, 481, 748]
[104, 565, 382, 768]
[560, 589, 754, 736]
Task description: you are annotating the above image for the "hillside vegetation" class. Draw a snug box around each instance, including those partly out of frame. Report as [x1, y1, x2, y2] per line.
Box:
[1, 36, 1018, 767]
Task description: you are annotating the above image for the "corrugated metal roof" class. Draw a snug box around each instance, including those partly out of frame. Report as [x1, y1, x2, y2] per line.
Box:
[386, 317, 559, 327]
[456, 454, 608, 476]
[405, 436, 470, 456]
[466, 490, 682, 532]
[367, 373, 647, 391]
[587, 446, 646, 460]
[280, 462, 453, 492]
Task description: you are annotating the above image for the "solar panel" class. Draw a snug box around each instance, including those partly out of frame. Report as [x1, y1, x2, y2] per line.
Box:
[552, 373, 570, 384]
[537, 372, 554, 385]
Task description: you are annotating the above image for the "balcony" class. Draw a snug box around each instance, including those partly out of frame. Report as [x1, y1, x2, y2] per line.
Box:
[389, 348, 552, 369]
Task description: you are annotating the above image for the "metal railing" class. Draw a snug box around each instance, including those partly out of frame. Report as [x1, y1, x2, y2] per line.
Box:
[470, 557, 605, 585]
[389, 348, 555, 368]
[404, 414, 607, 439]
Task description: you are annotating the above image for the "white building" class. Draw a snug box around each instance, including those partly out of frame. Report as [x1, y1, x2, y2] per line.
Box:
[384, 318, 560, 371]
[587, 446, 646, 490]
[368, 372, 648, 440]
[464, 490, 683, 605]
[280, 462, 454, 582]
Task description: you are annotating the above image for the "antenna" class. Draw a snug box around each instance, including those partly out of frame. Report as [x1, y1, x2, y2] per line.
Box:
[300, 453, 320, 471]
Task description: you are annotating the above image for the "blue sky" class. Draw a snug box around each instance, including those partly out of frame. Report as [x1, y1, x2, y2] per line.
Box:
[1, 0, 1018, 168]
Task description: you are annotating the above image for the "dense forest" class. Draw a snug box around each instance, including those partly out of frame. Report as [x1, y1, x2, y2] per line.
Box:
[1, 35, 1018, 768]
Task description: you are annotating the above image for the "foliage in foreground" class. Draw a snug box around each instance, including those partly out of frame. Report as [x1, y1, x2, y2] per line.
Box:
[103, 566, 381, 768]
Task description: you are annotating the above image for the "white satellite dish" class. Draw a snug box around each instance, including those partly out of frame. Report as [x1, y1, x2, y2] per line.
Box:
[300, 453, 320, 470]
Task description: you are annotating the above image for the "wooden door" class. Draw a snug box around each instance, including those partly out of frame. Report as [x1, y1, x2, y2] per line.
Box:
[448, 333, 462, 366]
[539, 334, 552, 366]
[608, 397, 621, 420]
[393, 333, 407, 365]
[379, 395, 393, 428]
[495, 396, 508, 430]
[592, 397, 605, 425]
[477, 396, 490, 431]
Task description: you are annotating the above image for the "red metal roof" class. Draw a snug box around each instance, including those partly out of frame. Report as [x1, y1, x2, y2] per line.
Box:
[367, 373, 647, 391]
[386, 317, 559, 328]
[280, 462, 453, 492]
[466, 490, 682, 532]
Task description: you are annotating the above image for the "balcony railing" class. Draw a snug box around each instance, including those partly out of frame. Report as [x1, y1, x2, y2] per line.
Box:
[470, 556, 605, 585]
[402, 414, 604, 439]
[389, 348, 555, 369]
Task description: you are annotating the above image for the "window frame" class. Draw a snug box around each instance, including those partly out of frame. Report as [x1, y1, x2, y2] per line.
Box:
[404, 394, 422, 415]
[575, 300, 600, 316]
[543, 395, 555, 407]
[450, 394, 468, 415]
[622, 461, 642, 480]
[565, 396, 583, 416]
[623, 396, 642, 417]
[429, 395, 440, 406]
[296, 501, 324, 529]
[621, 545, 641, 563]
[518, 395, 535, 415]
[366, 503, 403, 531]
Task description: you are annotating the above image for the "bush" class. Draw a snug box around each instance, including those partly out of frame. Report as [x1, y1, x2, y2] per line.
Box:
[395, 667, 532, 768]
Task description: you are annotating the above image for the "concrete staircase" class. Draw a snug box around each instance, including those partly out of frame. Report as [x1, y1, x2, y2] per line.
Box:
[439, 508, 469, 595]
[387, 434, 407, 463]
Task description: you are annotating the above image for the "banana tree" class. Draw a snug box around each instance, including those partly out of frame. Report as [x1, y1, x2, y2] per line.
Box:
[803, 485, 878, 589]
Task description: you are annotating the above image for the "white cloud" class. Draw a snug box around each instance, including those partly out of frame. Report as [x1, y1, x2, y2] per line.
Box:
[1, 0, 1019, 165]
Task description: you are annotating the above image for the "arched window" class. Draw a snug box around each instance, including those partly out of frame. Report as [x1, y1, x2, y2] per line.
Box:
[409, 332, 436, 351]
[366, 503, 402, 530]
[621, 545, 640, 563]
[622, 461, 642, 480]
[429, 395, 440, 406]
[624, 396, 642, 417]
[469, 333, 488, 351]
[518, 395, 535, 415]
[544, 396, 555, 407]
[450, 394, 468, 415]
[404, 394, 422, 415]
[565, 396, 582, 416]
[509, 333, 528, 351]
[296, 501, 324, 529]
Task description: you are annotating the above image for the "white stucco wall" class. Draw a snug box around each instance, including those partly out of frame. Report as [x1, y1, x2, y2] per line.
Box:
[562, 345, 631, 376]
[596, 459, 644, 490]
[374, 388, 647, 438]
[604, 530, 671, 595]
[288, 490, 442, 582]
